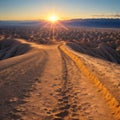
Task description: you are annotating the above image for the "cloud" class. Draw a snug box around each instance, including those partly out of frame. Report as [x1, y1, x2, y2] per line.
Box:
[92, 14, 120, 18]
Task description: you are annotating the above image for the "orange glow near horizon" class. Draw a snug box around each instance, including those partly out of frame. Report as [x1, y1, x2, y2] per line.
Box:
[42, 13, 68, 41]
[48, 15, 59, 23]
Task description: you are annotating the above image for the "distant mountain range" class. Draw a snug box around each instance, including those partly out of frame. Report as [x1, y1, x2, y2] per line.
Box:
[62, 19, 120, 28]
[0, 19, 120, 28]
[0, 20, 43, 27]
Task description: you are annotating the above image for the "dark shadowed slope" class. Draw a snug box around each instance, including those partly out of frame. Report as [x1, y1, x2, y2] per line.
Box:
[0, 39, 31, 60]
[67, 42, 120, 64]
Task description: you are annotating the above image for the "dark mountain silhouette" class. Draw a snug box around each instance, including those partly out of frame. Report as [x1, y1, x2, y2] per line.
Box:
[62, 19, 120, 28]
[0, 19, 120, 28]
[0, 21, 43, 27]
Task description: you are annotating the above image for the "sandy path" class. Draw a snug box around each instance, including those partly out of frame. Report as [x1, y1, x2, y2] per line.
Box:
[0, 45, 114, 120]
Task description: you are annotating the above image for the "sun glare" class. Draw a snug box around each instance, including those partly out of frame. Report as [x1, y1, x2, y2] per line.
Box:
[48, 15, 59, 23]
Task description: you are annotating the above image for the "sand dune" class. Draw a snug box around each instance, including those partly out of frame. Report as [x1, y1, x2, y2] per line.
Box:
[0, 39, 31, 60]
[65, 44, 120, 102]
[0, 39, 116, 120]
[67, 42, 120, 64]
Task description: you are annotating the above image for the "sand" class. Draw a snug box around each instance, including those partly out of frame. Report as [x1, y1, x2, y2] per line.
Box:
[66, 44, 120, 103]
[0, 39, 115, 120]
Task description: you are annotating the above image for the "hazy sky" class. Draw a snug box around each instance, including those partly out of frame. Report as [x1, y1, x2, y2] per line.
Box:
[0, 0, 120, 20]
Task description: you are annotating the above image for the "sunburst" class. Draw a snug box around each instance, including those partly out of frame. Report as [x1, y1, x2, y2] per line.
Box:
[48, 15, 59, 23]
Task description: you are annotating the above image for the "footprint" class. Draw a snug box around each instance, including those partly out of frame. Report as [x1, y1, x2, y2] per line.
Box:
[59, 104, 70, 110]
[55, 110, 69, 118]
[81, 103, 91, 110]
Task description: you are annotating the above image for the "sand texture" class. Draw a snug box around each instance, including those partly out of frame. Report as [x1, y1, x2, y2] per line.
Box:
[0, 39, 117, 120]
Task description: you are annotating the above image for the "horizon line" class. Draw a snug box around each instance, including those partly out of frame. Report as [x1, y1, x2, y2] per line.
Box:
[0, 17, 120, 21]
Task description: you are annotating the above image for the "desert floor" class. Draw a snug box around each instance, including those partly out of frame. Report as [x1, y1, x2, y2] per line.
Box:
[0, 40, 116, 120]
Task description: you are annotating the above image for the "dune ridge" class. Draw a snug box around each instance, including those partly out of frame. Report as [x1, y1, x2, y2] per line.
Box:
[0, 39, 32, 60]
[67, 42, 120, 64]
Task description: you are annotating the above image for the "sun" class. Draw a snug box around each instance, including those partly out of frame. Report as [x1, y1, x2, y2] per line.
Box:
[48, 15, 59, 23]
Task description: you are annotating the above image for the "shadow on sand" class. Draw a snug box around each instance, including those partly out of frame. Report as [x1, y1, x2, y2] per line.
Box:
[67, 42, 120, 64]
[0, 39, 31, 60]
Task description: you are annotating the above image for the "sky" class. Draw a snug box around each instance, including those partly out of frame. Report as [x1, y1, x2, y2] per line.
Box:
[0, 0, 120, 20]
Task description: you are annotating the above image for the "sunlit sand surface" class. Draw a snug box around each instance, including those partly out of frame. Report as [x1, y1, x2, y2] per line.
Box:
[0, 38, 119, 119]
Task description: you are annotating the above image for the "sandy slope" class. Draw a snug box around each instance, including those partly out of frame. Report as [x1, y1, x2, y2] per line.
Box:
[66, 42, 120, 64]
[0, 39, 115, 120]
[66, 45, 120, 103]
[0, 39, 31, 60]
